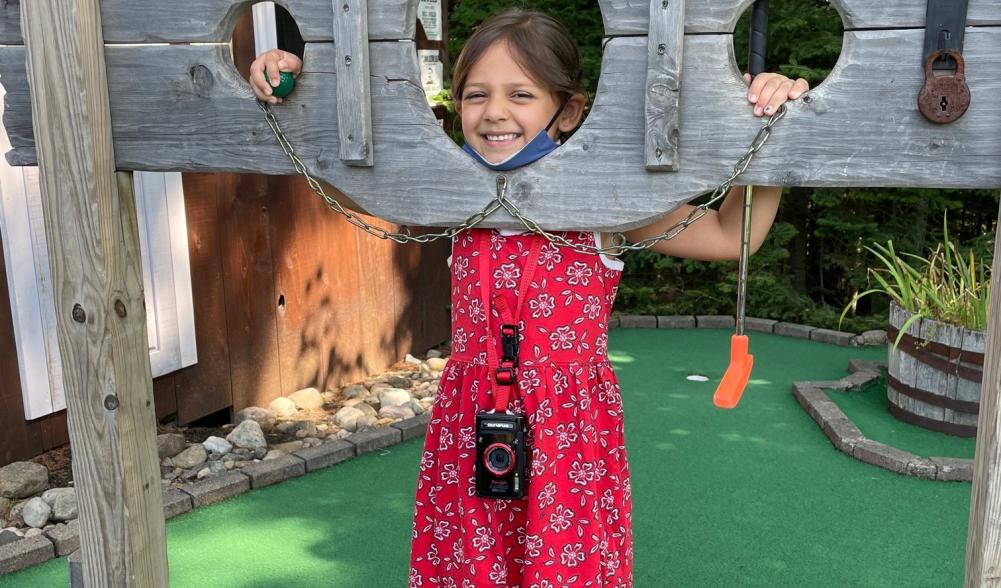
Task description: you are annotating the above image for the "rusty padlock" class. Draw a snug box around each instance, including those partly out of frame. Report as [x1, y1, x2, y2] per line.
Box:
[918, 49, 971, 124]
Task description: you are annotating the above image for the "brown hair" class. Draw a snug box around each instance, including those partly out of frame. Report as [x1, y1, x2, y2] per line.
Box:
[451, 9, 583, 107]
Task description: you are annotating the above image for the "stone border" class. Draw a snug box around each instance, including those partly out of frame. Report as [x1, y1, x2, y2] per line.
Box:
[792, 361, 973, 482]
[0, 413, 431, 578]
[610, 314, 875, 347]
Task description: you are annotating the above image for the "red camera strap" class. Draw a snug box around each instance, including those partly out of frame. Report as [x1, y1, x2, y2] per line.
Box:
[478, 230, 545, 413]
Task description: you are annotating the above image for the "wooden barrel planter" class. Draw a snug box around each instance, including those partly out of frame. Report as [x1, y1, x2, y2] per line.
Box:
[886, 303, 985, 437]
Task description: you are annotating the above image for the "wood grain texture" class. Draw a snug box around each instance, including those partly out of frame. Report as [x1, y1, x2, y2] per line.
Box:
[333, 0, 375, 165]
[2, 0, 997, 43]
[644, 0, 684, 171]
[965, 197, 1001, 587]
[0, 0, 415, 44]
[597, 0, 1001, 35]
[21, 0, 168, 584]
[4, 27, 1000, 231]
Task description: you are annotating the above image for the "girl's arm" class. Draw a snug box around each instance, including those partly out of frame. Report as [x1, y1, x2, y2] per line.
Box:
[621, 185, 781, 261]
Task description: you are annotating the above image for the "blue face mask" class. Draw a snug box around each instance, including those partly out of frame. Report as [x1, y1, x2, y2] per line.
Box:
[461, 103, 566, 172]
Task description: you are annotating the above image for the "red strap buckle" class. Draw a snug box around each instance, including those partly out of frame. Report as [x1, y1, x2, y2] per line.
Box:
[495, 360, 516, 386]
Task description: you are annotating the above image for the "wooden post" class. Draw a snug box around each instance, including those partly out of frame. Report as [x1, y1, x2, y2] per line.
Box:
[965, 196, 1001, 586]
[20, 0, 169, 585]
[333, 0, 375, 166]
[644, 0, 685, 171]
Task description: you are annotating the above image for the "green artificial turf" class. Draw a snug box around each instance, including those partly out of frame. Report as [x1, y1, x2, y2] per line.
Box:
[826, 378, 977, 459]
[3, 329, 971, 587]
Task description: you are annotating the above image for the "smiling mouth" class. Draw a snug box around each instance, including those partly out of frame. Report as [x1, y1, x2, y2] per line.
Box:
[483, 133, 521, 143]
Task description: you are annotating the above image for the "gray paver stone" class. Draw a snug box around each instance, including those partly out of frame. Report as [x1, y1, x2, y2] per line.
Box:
[744, 317, 778, 333]
[163, 488, 193, 520]
[0, 534, 54, 575]
[392, 413, 431, 442]
[809, 380, 856, 392]
[181, 471, 250, 508]
[848, 359, 887, 374]
[906, 458, 939, 480]
[930, 457, 974, 481]
[821, 417, 865, 453]
[774, 322, 816, 339]
[348, 427, 402, 455]
[838, 370, 881, 391]
[656, 316, 695, 329]
[44, 519, 79, 556]
[294, 440, 356, 472]
[852, 439, 916, 474]
[69, 549, 83, 588]
[810, 328, 856, 346]
[696, 315, 735, 329]
[239, 454, 306, 489]
[618, 314, 656, 328]
[791, 382, 827, 422]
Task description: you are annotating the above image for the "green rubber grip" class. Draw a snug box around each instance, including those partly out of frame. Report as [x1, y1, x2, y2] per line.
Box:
[270, 71, 295, 98]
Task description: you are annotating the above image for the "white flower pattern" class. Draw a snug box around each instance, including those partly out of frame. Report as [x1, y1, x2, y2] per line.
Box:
[410, 230, 631, 587]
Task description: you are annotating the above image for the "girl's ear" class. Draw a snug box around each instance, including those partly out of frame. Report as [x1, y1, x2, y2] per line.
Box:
[558, 93, 587, 133]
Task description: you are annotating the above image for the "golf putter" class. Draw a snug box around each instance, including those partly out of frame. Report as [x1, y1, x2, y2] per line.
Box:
[713, 0, 768, 409]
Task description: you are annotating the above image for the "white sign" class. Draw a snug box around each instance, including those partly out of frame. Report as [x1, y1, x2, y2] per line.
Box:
[419, 49, 444, 100]
[418, 0, 442, 41]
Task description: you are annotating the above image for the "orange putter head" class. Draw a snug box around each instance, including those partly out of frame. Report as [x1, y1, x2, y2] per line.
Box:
[713, 334, 754, 409]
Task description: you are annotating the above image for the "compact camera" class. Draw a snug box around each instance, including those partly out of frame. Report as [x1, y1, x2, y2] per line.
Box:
[475, 412, 528, 499]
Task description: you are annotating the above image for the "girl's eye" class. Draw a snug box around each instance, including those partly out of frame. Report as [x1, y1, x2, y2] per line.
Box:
[463, 92, 485, 101]
[512, 92, 534, 100]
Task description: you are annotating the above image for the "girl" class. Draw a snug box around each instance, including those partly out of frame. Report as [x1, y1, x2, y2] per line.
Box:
[251, 9, 807, 587]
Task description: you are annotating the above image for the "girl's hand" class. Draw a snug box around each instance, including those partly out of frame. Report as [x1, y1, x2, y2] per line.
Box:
[742, 72, 809, 117]
[249, 49, 303, 104]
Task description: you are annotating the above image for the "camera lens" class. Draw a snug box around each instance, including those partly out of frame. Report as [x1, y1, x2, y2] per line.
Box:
[483, 443, 515, 477]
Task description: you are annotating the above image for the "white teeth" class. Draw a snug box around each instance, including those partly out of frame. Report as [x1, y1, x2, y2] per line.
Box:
[486, 133, 518, 141]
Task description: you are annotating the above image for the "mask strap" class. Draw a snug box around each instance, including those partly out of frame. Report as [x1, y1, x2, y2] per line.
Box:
[544, 100, 569, 134]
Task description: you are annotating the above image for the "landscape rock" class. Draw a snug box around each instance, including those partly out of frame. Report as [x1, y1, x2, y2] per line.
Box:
[156, 434, 187, 459]
[289, 387, 324, 410]
[234, 407, 277, 433]
[426, 357, 447, 371]
[334, 406, 365, 432]
[426, 349, 442, 359]
[380, 405, 416, 420]
[172, 444, 208, 470]
[404, 354, 422, 364]
[0, 462, 49, 499]
[379, 388, 412, 408]
[384, 375, 412, 389]
[22, 497, 51, 528]
[202, 436, 233, 455]
[43, 489, 77, 522]
[226, 420, 267, 451]
[342, 384, 368, 399]
[269, 397, 298, 418]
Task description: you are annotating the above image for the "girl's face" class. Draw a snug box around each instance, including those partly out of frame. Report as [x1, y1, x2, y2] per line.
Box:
[459, 41, 583, 164]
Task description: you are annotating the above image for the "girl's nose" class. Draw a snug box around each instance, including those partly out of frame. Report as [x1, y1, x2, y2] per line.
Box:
[483, 97, 509, 121]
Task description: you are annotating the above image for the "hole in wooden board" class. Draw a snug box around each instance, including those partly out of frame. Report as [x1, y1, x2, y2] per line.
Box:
[231, 2, 305, 95]
[732, 1, 843, 91]
[428, 2, 605, 149]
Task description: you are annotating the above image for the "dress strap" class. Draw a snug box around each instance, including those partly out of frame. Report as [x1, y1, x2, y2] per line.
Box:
[478, 230, 546, 412]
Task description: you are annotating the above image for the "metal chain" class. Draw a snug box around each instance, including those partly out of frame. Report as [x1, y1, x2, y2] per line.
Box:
[259, 100, 786, 255]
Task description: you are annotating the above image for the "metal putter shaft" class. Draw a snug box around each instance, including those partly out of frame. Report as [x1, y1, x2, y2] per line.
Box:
[713, 0, 768, 409]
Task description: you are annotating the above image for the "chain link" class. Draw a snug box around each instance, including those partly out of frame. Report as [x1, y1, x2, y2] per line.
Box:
[259, 100, 786, 255]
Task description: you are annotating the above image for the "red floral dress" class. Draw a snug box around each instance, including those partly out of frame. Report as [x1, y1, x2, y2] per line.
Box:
[409, 229, 633, 587]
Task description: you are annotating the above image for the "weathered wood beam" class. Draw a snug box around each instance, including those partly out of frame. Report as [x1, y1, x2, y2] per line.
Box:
[4, 28, 999, 231]
[644, 0, 685, 171]
[964, 196, 1001, 586]
[3, 0, 998, 45]
[596, 0, 1001, 36]
[333, 0, 374, 166]
[20, 0, 168, 584]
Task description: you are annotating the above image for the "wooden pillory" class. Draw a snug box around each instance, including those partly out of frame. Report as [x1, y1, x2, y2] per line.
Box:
[1, 0, 999, 584]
